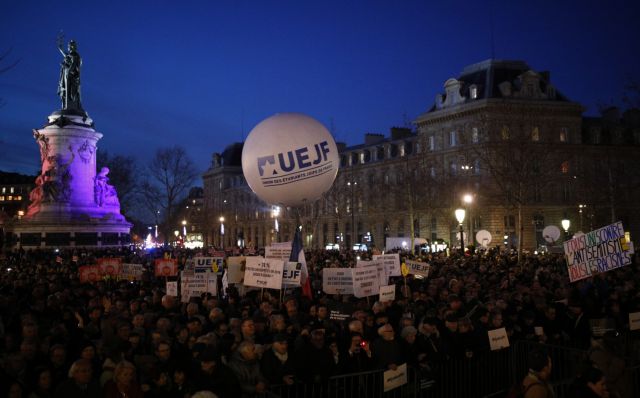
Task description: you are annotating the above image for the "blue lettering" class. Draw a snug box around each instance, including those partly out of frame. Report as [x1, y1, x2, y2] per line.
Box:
[278, 151, 296, 172]
[257, 155, 276, 177]
[320, 141, 330, 161]
[295, 147, 311, 169]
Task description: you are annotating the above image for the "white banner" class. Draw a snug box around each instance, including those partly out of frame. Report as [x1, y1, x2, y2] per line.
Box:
[282, 262, 303, 287]
[322, 268, 354, 295]
[180, 271, 217, 301]
[227, 256, 245, 284]
[265, 242, 292, 261]
[383, 363, 407, 392]
[353, 265, 380, 298]
[166, 281, 178, 297]
[630, 312, 640, 331]
[405, 260, 430, 277]
[373, 253, 401, 277]
[243, 257, 284, 290]
[121, 263, 144, 280]
[488, 328, 510, 350]
[357, 259, 388, 287]
[379, 284, 395, 302]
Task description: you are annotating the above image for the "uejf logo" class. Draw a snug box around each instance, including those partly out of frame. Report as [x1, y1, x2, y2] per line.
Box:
[257, 141, 334, 187]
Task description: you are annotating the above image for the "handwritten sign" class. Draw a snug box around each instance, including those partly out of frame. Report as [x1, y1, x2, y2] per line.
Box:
[166, 281, 178, 297]
[353, 265, 380, 298]
[564, 221, 634, 282]
[243, 257, 284, 289]
[379, 284, 396, 302]
[383, 363, 408, 392]
[181, 271, 216, 300]
[322, 268, 354, 295]
[488, 328, 510, 350]
[265, 242, 292, 261]
[405, 260, 430, 277]
[357, 259, 388, 286]
[154, 259, 178, 277]
[120, 263, 144, 281]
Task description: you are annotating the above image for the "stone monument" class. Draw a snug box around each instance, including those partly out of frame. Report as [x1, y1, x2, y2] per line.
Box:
[12, 37, 131, 248]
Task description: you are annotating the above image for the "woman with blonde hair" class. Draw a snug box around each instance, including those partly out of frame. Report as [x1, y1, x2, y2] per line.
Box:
[103, 361, 143, 398]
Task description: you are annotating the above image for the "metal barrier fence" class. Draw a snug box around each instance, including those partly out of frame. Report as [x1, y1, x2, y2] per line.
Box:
[265, 341, 638, 398]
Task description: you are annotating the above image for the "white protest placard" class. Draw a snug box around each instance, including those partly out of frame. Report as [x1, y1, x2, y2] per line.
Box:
[181, 271, 217, 300]
[488, 328, 510, 350]
[373, 253, 401, 277]
[227, 256, 245, 284]
[322, 268, 354, 295]
[265, 242, 292, 261]
[383, 363, 407, 392]
[357, 259, 388, 287]
[563, 221, 634, 282]
[243, 257, 284, 290]
[534, 326, 544, 336]
[166, 281, 178, 297]
[282, 262, 303, 287]
[629, 312, 640, 331]
[352, 265, 380, 298]
[405, 260, 430, 277]
[120, 263, 144, 280]
[194, 257, 223, 273]
[379, 284, 396, 302]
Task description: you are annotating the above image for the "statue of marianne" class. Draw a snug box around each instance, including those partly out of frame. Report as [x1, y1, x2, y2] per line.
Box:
[57, 33, 85, 114]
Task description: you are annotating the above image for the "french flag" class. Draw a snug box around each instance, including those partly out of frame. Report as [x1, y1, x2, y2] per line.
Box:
[290, 228, 312, 299]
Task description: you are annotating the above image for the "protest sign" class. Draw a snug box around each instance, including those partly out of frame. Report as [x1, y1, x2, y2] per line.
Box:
[357, 259, 388, 286]
[97, 258, 122, 277]
[405, 260, 430, 277]
[488, 328, 510, 350]
[383, 363, 408, 392]
[226, 256, 245, 284]
[328, 302, 353, 321]
[166, 281, 178, 297]
[79, 266, 101, 283]
[563, 221, 634, 282]
[120, 263, 144, 281]
[154, 259, 178, 277]
[282, 262, 303, 287]
[590, 319, 615, 337]
[243, 257, 284, 289]
[194, 257, 223, 273]
[265, 242, 292, 261]
[534, 326, 544, 336]
[322, 268, 354, 295]
[379, 284, 396, 302]
[353, 265, 380, 298]
[629, 312, 640, 331]
[373, 253, 401, 276]
[181, 271, 217, 300]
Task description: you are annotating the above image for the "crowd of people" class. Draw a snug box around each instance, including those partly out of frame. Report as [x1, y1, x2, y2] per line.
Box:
[0, 245, 639, 398]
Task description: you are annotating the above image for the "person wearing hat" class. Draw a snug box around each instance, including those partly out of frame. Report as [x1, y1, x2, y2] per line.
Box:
[260, 333, 295, 385]
[193, 349, 240, 398]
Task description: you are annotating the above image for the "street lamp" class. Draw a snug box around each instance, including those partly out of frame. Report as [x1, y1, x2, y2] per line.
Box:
[182, 220, 187, 236]
[173, 230, 179, 246]
[272, 206, 281, 242]
[455, 208, 466, 253]
[219, 216, 225, 248]
[561, 218, 571, 240]
[462, 193, 473, 245]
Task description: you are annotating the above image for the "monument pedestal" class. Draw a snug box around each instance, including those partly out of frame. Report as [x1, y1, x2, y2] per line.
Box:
[12, 112, 131, 248]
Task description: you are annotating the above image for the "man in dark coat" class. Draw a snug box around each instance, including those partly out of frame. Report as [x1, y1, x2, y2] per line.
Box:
[260, 333, 295, 385]
[192, 349, 241, 398]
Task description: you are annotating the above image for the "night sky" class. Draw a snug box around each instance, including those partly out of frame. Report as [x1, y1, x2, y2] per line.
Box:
[1, 0, 639, 176]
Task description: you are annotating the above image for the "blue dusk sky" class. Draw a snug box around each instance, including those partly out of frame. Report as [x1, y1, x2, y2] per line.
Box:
[1, 0, 639, 176]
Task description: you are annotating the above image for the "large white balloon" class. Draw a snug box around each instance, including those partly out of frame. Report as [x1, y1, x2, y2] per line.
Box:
[241, 113, 340, 207]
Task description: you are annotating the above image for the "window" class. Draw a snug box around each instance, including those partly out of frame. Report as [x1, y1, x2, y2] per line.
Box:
[591, 128, 601, 144]
[449, 131, 457, 147]
[474, 159, 481, 175]
[531, 127, 540, 141]
[429, 166, 436, 178]
[0, 196, 4, 201]
[501, 126, 510, 140]
[504, 215, 516, 228]
[472, 127, 479, 143]
[561, 161, 570, 174]
[470, 85, 478, 99]
[359, 152, 365, 163]
[560, 127, 568, 142]
[400, 145, 406, 157]
[449, 161, 458, 176]
[10, 187, 14, 194]
[415, 142, 421, 153]
[429, 136, 436, 151]
[1, 187, 4, 194]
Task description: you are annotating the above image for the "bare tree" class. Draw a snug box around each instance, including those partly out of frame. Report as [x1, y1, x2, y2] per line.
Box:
[141, 146, 198, 244]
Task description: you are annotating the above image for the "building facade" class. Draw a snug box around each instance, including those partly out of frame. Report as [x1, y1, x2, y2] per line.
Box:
[201, 59, 640, 251]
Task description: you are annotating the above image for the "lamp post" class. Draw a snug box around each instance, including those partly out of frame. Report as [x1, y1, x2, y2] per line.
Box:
[561, 218, 571, 241]
[219, 216, 225, 248]
[455, 208, 466, 254]
[182, 220, 187, 237]
[272, 206, 280, 242]
[463, 193, 473, 245]
[348, 180, 357, 249]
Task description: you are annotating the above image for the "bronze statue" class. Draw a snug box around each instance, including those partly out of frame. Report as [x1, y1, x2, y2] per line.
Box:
[57, 34, 84, 114]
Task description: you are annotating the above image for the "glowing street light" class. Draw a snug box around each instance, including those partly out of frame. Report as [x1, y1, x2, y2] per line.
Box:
[219, 216, 225, 248]
[182, 219, 187, 236]
[561, 218, 570, 240]
[272, 206, 281, 242]
[463, 194, 473, 204]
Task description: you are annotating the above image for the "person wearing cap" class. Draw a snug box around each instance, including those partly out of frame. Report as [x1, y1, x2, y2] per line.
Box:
[260, 333, 295, 385]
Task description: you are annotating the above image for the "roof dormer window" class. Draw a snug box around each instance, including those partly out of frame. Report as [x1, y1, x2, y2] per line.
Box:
[469, 85, 478, 99]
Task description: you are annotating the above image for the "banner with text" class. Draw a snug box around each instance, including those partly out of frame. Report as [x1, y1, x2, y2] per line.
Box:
[353, 265, 381, 298]
[383, 363, 408, 392]
[194, 257, 223, 273]
[180, 271, 217, 300]
[120, 263, 144, 281]
[357, 259, 388, 287]
[154, 259, 178, 277]
[564, 221, 633, 282]
[97, 258, 122, 277]
[373, 253, 401, 277]
[405, 260, 430, 277]
[166, 281, 178, 297]
[322, 268, 354, 295]
[282, 262, 303, 287]
[379, 284, 396, 302]
[243, 257, 284, 290]
[488, 328, 510, 350]
[265, 242, 292, 261]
